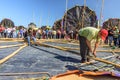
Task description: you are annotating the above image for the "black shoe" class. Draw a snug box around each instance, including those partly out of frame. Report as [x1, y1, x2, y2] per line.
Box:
[87, 58, 90, 62]
[35, 44, 38, 46]
[80, 60, 87, 63]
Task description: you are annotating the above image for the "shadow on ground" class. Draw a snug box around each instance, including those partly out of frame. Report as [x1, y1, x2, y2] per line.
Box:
[31, 45, 81, 63]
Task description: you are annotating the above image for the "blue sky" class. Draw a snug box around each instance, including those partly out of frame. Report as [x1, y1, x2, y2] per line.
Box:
[0, 0, 119, 27]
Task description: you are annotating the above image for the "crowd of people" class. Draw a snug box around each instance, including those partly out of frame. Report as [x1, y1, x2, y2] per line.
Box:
[0, 25, 26, 38]
[0, 26, 78, 40]
[1, 24, 120, 63]
[105, 26, 120, 48]
[0, 24, 120, 47]
[0, 24, 79, 46]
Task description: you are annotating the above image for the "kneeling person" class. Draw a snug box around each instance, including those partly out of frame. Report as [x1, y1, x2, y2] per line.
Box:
[26, 28, 37, 46]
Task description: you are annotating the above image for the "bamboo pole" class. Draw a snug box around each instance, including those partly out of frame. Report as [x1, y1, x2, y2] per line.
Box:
[87, 56, 120, 68]
[0, 38, 24, 41]
[0, 72, 50, 77]
[38, 43, 120, 52]
[47, 40, 79, 45]
[74, 54, 117, 67]
[0, 40, 24, 43]
[96, 50, 120, 53]
[92, 59, 116, 70]
[39, 43, 68, 51]
[38, 42, 120, 68]
[38, 42, 120, 53]
[0, 44, 27, 64]
[0, 44, 24, 49]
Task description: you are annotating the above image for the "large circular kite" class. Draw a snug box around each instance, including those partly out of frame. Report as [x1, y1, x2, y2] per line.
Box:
[0, 18, 15, 28]
[62, 5, 97, 32]
[103, 18, 120, 30]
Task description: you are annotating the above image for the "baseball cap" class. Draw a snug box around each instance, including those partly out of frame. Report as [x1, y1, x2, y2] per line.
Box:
[100, 29, 108, 40]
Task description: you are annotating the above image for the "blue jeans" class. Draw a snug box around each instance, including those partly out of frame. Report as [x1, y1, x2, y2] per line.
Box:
[113, 38, 118, 46]
[27, 36, 36, 45]
[108, 36, 113, 46]
[118, 35, 120, 47]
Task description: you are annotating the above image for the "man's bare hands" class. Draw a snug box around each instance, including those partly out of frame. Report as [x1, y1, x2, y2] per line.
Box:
[93, 51, 97, 57]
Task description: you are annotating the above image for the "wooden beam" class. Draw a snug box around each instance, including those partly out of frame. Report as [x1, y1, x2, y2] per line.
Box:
[96, 50, 120, 53]
[74, 54, 117, 67]
[87, 56, 120, 68]
[0, 72, 50, 77]
[0, 44, 24, 49]
[39, 43, 68, 51]
[38, 43, 120, 53]
[0, 38, 24, 41]
[0, 44, 27, 64]
[0, 40, 24, 43]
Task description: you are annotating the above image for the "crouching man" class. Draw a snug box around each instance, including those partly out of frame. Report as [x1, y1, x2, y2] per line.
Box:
[24, 28, 37, 46]
[78, 27, 108, 63]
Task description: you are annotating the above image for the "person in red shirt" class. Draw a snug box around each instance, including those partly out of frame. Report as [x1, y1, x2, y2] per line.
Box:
[0, 25, 5, 38]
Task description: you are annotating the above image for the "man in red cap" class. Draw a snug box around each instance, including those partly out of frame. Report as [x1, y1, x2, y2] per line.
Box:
[78, 27, 108, 63]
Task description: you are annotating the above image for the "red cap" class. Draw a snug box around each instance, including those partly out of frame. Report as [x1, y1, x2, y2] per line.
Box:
[100, 29, 108, 40]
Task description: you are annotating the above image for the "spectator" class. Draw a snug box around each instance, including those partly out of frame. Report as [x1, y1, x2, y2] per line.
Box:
[118, 30, 120, 48]
[113, 26, 119, 46]
[108, 28, 114, 47]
